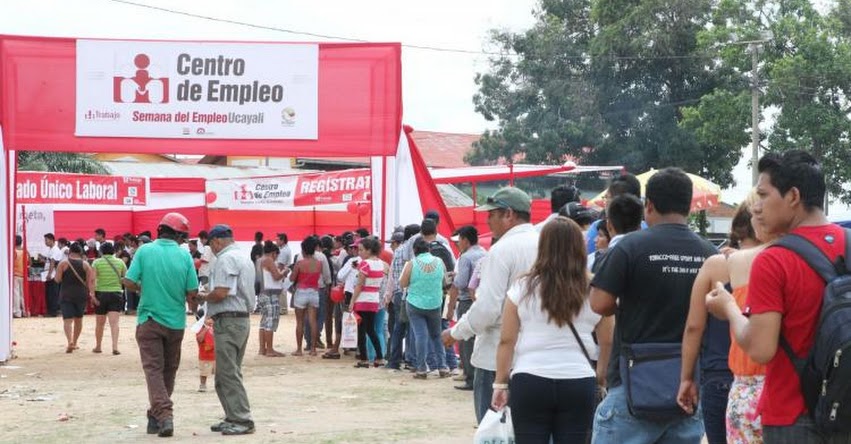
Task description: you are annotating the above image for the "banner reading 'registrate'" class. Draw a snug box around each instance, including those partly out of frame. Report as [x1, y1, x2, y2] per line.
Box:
[206, 169, 371, 210]
[75, 40, 318, 140]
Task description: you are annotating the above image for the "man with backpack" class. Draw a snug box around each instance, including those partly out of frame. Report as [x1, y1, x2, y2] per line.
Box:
[707, 150, 851, 442]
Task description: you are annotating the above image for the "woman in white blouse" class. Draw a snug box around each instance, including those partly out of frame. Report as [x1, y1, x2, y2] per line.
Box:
[492, 216, 613, 444]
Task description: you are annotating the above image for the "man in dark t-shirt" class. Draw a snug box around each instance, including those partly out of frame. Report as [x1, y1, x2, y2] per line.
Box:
[590, 168, 716, 443]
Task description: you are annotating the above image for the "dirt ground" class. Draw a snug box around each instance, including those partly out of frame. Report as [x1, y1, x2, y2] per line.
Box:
[0, 314, 478, 443]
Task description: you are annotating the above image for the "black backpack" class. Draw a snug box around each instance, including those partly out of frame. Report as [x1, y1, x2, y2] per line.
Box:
[774, 228, 851, 433]
[428, 240, 455, 273]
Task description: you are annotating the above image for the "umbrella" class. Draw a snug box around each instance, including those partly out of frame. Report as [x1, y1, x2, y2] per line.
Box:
[589, 169, 722, 213]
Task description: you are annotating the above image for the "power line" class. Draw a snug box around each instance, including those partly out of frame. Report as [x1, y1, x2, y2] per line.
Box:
[105, 0, 720, 60]
[106, 0, 518, 56]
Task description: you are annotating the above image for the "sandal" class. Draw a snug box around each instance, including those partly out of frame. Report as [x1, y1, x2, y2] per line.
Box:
[374, 360, 387, 368]
[322, 351, 341, 360]
[112, 350, 121, 356]
[354, 361, 371, 368]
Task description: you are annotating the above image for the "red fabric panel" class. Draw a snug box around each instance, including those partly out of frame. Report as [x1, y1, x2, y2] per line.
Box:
[206, 209, 363, 241]
[531, 199, 551, 223]
[53, 210, 134, 240]
[0, 37, 402, 157]
[132, 206, 207, 237]
[405, 126, 456, 241]
[149, 177, 206, 193]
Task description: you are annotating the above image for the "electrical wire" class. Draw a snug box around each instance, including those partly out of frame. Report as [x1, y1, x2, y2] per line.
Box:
[105, 0, 722, 60]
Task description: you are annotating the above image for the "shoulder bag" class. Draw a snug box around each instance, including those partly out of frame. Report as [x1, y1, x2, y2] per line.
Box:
[617, 322, 692, 421]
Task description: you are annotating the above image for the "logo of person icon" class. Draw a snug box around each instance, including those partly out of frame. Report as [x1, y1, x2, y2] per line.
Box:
[113, 53, 170, 104]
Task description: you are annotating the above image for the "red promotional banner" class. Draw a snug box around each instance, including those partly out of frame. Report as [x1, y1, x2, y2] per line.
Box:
[16, 172, 147, 206]
[294, 169, 371, 206]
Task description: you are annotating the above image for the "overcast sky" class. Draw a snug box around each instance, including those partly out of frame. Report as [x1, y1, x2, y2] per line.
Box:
[0, 0, 538, 134]
[3, 0, 849, 217]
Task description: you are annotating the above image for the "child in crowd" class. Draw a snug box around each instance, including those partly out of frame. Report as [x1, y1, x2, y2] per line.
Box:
[196, 316, 215, 392]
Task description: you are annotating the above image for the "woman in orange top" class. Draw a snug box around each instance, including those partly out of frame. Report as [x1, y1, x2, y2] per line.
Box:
[722, 194, 780, 444]
[679, 192, 777, 444]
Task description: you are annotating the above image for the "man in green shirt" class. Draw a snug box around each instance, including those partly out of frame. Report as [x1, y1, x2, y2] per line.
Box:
[91, 242, 127, 355]
[124, 212, 198, 438]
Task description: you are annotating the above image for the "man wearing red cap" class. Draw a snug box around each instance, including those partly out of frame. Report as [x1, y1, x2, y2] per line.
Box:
[124, 212, 199, 438]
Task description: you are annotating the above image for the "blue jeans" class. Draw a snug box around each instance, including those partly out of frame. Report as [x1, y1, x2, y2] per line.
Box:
[591, 385, 704, 444]
[406, 303, 446, 373]
[440, 318, 458, 370]
[387, 292, 407, 368]
[701, 371, 733, 444]
[366, 308, 387, 361]
[474, 367, 495, 424]
[405, 319, 417, 365]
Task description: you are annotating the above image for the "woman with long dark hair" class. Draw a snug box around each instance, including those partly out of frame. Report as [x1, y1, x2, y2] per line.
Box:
[492, 217, 612, 443]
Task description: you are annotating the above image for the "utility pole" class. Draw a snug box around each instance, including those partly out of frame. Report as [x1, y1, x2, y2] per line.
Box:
[750, 43, 760, 186]
[735, 32, 772, 185]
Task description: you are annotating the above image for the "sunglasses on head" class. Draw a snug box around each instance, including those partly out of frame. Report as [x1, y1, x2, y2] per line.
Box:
[486, 196, 513, 209]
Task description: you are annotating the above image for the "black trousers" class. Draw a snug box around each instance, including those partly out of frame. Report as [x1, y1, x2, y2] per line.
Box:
[509, 372, 596, 444]
[45, 281, 61, 316]
[356, 310, 382, 361]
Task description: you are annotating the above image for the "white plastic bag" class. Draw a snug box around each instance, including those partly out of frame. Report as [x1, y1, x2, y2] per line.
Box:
[473, 408, 515, 444]
[341, 312, 358, 349]
[190, 302, 208, 334]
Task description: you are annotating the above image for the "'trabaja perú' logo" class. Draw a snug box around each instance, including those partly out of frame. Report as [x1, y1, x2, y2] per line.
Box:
[233, 184, 254, 202]
[113, 54, 170, 104]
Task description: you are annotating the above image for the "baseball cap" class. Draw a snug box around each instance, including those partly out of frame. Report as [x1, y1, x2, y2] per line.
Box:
[208, 224, 234, 239]
[560, 202, 598, 224]
[475, 187, 532, 213]
[424, 209, 440, 222]
[386, 232, 405, 243]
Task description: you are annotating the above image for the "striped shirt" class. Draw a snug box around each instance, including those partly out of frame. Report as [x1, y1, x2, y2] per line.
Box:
[353, 258, 385, 312]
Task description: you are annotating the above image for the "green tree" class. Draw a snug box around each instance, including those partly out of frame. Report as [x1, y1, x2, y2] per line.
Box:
[473, 0, 851, 198]
[17, 152, 108, 174]
[693, 0, 851, 203]
[471, 0, 748, 187]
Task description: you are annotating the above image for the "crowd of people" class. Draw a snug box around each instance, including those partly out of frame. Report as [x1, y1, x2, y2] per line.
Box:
[12, 149, 851, 443]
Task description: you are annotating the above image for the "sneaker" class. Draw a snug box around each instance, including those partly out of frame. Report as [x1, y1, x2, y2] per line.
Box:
[449, 368, 462, 376]
[210, 421, 233, 432]
[147, 415, 158, 435]
[413, 372, 428, 380]
[220, 422, 255, 435]
[198, 384, 206, 392]
[452, 372, 466, 382]
[438, 369, 452, 379]
[157, 418, 174, 437]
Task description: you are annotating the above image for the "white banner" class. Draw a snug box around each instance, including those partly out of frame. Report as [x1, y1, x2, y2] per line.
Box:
[18, 205, 55, 259]
[76, 40, 318, 140]
[207, 176, 298, 210]
[207, 170, 372, 210]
